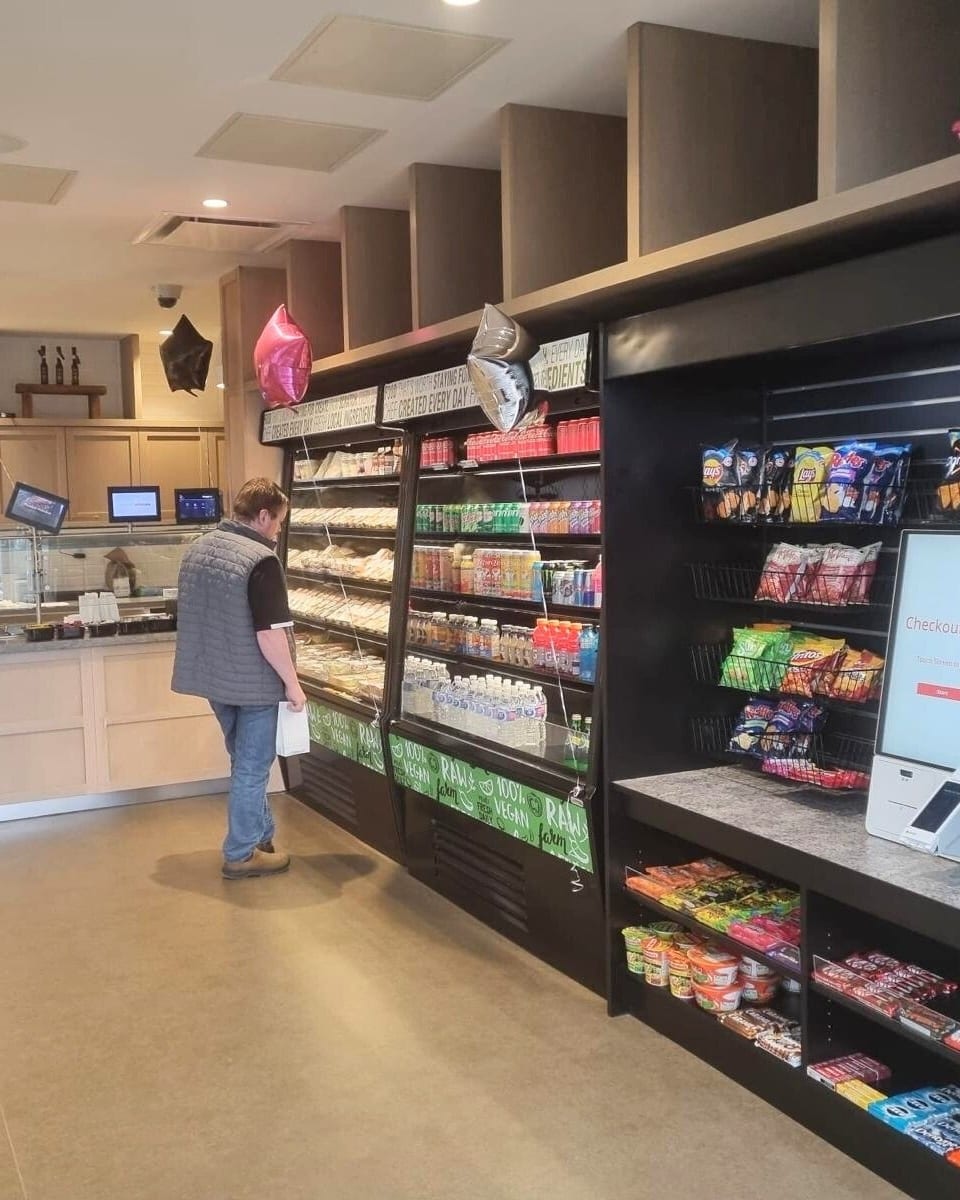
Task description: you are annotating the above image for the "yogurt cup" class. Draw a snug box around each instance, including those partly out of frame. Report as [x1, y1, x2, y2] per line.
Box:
[688, 945, 740, 987]
[693, 981, 743, 1014]
[740, 974, 780, 1005]
[740, 955, 778, 980]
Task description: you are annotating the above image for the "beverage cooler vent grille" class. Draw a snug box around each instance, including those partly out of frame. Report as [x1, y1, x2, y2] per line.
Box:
[299, 754, 359, 828]
[431, 817, 528, 932]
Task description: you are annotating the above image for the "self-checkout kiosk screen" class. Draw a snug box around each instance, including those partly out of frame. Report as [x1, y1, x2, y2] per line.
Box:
[879, 530, 960, 772]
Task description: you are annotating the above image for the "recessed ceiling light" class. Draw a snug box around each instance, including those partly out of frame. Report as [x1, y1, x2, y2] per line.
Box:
[202, 197, 229, 209]
[443, 0, 481, 6]
[159, 329, 174, 337]
[0, 133, 26, 154]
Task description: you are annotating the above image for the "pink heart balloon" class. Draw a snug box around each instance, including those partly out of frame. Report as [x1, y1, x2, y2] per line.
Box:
[254, 304, 312, 409]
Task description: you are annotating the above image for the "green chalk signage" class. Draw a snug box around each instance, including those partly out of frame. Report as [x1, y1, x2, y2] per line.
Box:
[389, 734, 593, 873]
[307, 700, 385, 775]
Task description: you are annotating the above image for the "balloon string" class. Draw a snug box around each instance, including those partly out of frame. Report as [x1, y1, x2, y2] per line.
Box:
[298, 435, 382, 725]
[516, 457, 582, 793]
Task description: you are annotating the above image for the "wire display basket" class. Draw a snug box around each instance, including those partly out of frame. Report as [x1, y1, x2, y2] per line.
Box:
[688, 562, 892, 610]
[691, 714, 873, 793]
[691, 641, 883, 707]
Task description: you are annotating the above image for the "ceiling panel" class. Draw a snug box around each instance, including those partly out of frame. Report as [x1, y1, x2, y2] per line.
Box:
[0, 164, 75, 205]
[272, 14, 507, 101]
[196, 113, 384, 173]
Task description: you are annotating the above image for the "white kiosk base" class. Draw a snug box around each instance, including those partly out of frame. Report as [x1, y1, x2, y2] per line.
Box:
[866, 755, 960, 862]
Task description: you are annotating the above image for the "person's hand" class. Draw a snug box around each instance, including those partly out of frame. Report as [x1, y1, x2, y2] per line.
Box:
[285, 682, 307, 713]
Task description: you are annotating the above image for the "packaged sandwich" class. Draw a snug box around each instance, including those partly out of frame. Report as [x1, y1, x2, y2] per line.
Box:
[820, 442, 876, 522]
[790, 446, 834, 522]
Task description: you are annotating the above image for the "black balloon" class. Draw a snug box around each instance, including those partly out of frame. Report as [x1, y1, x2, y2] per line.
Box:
[159, 316, 213, 395]
[467, 304, 540, 432]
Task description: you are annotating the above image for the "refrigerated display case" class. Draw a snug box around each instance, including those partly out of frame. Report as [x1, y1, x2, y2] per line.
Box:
[263, 389, 407, 862]
[382, 333, 606, 991]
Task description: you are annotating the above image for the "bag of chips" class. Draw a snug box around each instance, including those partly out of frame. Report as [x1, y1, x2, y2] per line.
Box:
[790, 446, 834, 523]
[780, 634, 846, 698]
[820, 442, 876, 522]
[719, 628, 792, 692]
[702, 441, 740, 521]
[728, 697, 778, 756]
[758, 448, 792, 523]
[860, 444, 912, 525]
[759, 698, 825, 759]
[755, 543, 810, 604]
[846, 543, 882, 606]
[937, 431, 960, 515]
[828, 647, 885, 703]
[810, 544, 867, 606]
[736, 445, 764, 522]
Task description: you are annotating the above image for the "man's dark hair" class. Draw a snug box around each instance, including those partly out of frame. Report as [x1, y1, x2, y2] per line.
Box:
[233, 478, 289, 521]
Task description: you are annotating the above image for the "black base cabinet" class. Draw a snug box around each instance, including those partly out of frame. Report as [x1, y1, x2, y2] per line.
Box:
[286, 746, 404, 865]
[405, 789, 605, 995]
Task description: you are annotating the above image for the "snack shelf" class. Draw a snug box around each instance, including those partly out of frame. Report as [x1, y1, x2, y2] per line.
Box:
[287, 570, 393, 596]
[292, 475, 400, 489]
[408, 641, 594, 694]
[627, 971, 804, 1063]
[810, 981, 960, 1072]
[289, 526, 396, 540]
[291, 617, 389, 649]
[414, 531, 600, 546]
[624, 886, 802, 980]
[410, 587, 600, 618]
[690, 641, 882, 715]
[687, 562, 893, 612]
[692, 478, 910, 528]
[420, 453, 602, 479]
[690, 714, 874, 792]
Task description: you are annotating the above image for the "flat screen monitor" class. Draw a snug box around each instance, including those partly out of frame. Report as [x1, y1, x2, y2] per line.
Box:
[108, 486, 162, 524]
[175, 488, 222, 525]
[4, 482, 69, 534]
[878, 528, 960, 772]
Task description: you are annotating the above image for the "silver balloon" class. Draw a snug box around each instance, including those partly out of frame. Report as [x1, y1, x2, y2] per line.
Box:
[467, 304, 540, 432]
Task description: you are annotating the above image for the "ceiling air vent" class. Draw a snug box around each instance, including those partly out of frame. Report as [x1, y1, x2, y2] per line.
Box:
[133, 213, 305, 254]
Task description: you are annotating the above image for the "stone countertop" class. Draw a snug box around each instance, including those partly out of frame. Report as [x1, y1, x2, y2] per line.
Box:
[0, 631, 177, 655]
[616, 765, 960, 914]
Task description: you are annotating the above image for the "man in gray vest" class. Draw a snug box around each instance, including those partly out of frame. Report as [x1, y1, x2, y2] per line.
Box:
[172, 478, 306, 879]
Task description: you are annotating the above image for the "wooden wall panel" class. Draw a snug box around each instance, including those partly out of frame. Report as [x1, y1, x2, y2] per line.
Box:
[501, 104, 627, 299]
[285, 239, 344, 360]
[628, 22, 817, 257]
[341, 207, 412, 349]
[410, 163, 502, 328]
[820, 0, 960, 196]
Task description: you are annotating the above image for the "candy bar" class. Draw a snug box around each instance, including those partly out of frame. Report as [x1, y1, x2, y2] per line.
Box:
[868, 1091, 960, 1132]
[837, 1079, 888, 1109]
[849, 985, 902, 1019]
[719, 1008, 794, 1040]
[808, 1054, 891, 1089]
[898, 1000, 959, 1040]
[813, 961, 862, 993]
[756, 1025, 802, 1068]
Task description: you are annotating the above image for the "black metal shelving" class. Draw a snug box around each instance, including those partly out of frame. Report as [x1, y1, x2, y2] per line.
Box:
[624, 887, 802, 980]
[300, 677, 381, 721]
[290, 526, 397, 540]
[420, 452, 602, 479]
[292, 475, 400, 489]
[287, 570, 394, 596]
[292, 617, 389, 649]
[407, 641, 594, 693]
[409, 586, 600, 620]
[414, 530, 599, 546]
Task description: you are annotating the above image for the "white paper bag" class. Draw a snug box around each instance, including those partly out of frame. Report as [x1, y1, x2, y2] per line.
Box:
[276, 703, 310, 757]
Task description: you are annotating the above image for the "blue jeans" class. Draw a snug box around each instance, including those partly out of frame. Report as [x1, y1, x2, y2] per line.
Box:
[211, 702, 278, 863]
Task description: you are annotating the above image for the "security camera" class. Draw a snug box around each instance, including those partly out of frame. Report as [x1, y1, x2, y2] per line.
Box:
[153, 283, 183, 309]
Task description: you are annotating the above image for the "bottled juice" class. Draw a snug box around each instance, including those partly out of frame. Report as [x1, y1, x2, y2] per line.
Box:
[460, 555, 474, 595]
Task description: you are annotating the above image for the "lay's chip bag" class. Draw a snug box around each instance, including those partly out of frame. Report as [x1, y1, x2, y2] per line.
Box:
[790, 446, 834, 523]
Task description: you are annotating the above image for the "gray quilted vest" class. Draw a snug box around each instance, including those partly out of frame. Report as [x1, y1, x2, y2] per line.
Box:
[171, 520, 286, 706]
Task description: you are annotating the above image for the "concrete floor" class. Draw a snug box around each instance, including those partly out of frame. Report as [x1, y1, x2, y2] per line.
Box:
[0, 794, 904, 1200]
